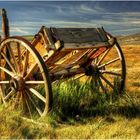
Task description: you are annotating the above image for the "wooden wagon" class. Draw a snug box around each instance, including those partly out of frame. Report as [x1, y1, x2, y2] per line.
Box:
[0, 9, 126, 117]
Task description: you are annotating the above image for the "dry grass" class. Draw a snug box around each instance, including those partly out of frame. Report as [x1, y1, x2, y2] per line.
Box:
[0, 44, 140, 139]
[122, 45, 140, 95]
[56, 116, 140, 139]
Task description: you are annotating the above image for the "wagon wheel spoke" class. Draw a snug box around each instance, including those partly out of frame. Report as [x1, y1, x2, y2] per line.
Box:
[15, 92, 21, 104]
[74, 74, 85, 80]
[94, 57, 98, 64]
[0, 81, 9, 84]
[26, 90, 42, 116]
[24, 93, 33, 119]
[25, 81, 45, 84]
[98, 57, 120, 68]
[1, 52, 16, 73]
[19, 92, 24, 109]
[0, 86, 6, 104]
[97, 48, 111, 65]
[12, 91, 21, 108]
[20, 92, 26, 112]
[6, 44, 18, 71]
[17, 42, 22, 73]
[100, 74, 114, 89]
[0, 66, 15, 77]
[24, 63, 37, 80]
[16, 91, 30, 117]
[98, 77, 107, 93]
[4, 87, 16, 101]
[29, 87, 46, 103]
[91, 76, 99, 92]
[22, 50, 29, 76]
[17, 91, 23, 104]
[100, 70, 121, 76]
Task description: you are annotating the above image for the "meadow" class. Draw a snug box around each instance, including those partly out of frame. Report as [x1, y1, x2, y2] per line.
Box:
[0, 44, 140, 139]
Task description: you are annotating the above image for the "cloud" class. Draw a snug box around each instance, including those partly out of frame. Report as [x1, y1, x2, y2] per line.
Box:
[1, 1, 139, 35]
[10, 27, 29, 35]
[79, 3, 105, 14]
[79, 4, 98, 14]
[130, 21, 140, 24]
[46, 20, 98, 27]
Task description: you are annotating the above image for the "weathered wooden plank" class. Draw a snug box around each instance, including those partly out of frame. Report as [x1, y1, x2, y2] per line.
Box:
[50, 49, 91, 73]
[63, 42, 110, 50]
[44, 27, 55, 45]
[46, 50, 70, 66]
[50, 67, 85, 81]
[59, 49, 90, 67]
[55, 28, 108, 44]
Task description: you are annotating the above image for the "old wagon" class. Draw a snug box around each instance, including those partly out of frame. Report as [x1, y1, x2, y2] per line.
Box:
[0, 9, 126, 117]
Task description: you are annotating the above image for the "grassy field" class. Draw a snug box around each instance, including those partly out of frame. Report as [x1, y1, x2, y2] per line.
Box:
[0, 44, 140, 139]
[122, 45, 140, 95]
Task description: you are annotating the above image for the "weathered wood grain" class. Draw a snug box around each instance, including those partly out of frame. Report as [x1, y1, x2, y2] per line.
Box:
[55, 28, 108, 43]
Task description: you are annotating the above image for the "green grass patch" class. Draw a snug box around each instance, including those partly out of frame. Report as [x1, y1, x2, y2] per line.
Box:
[50, 79, 140, 121]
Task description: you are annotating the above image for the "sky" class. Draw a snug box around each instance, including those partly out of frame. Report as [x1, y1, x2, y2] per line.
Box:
[0, 1, 140, 36]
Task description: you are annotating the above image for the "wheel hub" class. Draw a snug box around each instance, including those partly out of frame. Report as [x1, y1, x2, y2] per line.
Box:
[85, 64, 100, 77]
[10, 76, 25, 91]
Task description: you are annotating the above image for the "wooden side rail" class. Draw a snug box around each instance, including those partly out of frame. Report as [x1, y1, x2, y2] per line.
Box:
[31, 26, 63, 60]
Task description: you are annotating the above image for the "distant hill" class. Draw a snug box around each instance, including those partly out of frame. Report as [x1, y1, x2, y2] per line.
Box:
[23, 35, 34, 41]
[117, 33, 140, 45]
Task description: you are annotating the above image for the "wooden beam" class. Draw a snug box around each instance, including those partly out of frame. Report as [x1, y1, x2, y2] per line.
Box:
[50, 67, 85, 81]
[1, 8, 9, 39]
[63, 42, 110, 50]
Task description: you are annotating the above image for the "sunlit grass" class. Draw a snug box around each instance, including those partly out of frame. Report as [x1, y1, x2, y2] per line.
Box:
[0, 44, 140, 139]
[0, 78, 140, 138]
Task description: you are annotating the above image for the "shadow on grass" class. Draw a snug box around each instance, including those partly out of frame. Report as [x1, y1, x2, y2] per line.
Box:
[50, 79, 140, 123]
[0, 79, 139, 125]
[0, 79, 139, 139]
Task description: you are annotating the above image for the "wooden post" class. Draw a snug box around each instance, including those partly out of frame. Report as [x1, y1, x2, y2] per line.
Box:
[1, 8, 9, 39]
[1, 9, 10, 86]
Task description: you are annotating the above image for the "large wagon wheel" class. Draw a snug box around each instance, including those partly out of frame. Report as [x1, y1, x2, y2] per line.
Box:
[0, 36, 52, 118]
[83, 39, 126, 96]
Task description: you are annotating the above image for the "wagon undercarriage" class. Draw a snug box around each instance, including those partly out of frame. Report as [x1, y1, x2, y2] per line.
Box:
[0, 9, 126, 118]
